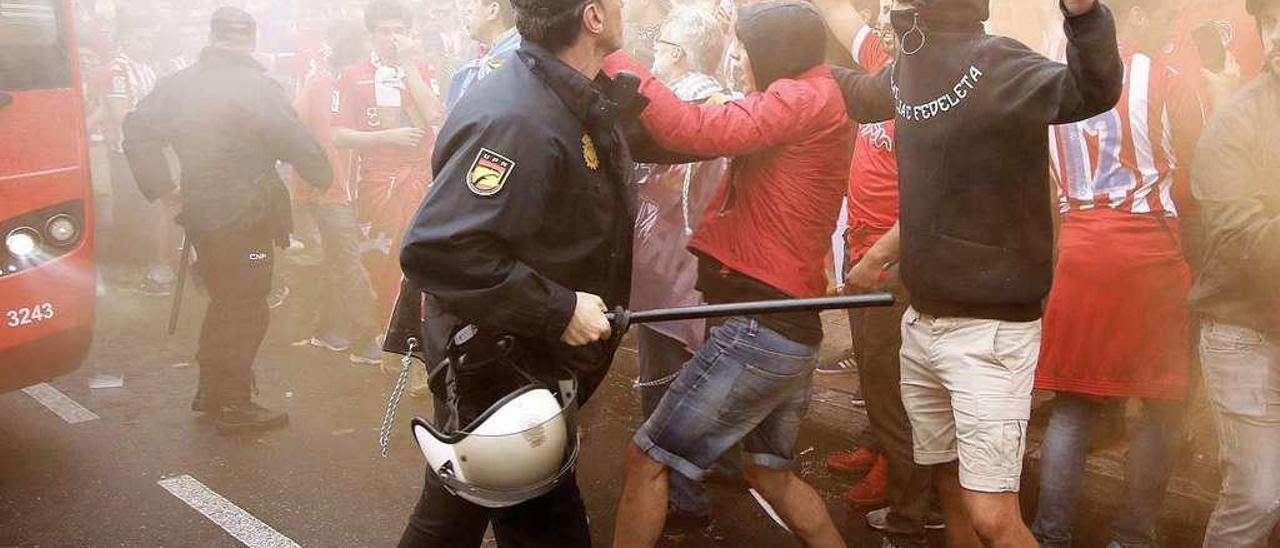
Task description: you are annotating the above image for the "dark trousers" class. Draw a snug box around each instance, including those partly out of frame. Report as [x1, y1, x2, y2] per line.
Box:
[848, 269, 933, 544]
[397, 466, 592, 548]
[399, 351, 593, 548]
[192, 220, 274, 405]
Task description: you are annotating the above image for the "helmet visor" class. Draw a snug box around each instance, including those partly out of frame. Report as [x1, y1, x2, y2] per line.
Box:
[411, 384, 581, 508]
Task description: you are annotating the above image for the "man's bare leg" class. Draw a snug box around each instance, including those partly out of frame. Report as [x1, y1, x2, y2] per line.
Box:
[936, 462, 983, 548]
[936, 461, 1038, 548]
[743, 463, 845, 548]
[612, 443, 670, 548]
[961, 488, 1037, 548]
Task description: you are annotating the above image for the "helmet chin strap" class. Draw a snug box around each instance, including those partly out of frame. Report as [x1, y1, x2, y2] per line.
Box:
[435, 326, 578, 434]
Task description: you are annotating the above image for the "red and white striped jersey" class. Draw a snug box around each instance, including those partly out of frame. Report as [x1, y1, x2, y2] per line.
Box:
[1048, 50, 1205, 216]
[106, 53, 157, 110]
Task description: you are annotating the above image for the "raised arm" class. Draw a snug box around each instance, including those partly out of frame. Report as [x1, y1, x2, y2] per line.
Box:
[604, 51, 823, 158]
[830, 63, 894, 124]
[1011, 1, 1123, 125]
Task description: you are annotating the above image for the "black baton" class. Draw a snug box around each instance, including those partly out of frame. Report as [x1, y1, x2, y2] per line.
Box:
[167, 235, 192, 335]
[607, 293, 894, 333]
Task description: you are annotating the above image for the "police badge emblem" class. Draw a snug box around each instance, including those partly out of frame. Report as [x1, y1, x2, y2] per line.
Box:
[582, 134, 599, 171]
[466, 148, 515, 196]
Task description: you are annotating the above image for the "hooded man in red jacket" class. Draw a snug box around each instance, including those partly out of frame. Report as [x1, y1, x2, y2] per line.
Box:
[604, 2, 854, 546]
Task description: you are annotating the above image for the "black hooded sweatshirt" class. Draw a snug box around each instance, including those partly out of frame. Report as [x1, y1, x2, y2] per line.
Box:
[834, 0, 1122, 321]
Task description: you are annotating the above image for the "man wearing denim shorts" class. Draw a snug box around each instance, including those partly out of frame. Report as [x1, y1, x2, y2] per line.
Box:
[605, 2, 854, 546]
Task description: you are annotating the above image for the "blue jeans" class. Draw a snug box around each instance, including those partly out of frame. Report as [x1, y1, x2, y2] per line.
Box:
[308, 202, 377, 339]
[1199, 321, 1280, 548]
[636, 317, 818, 480]
[1031, 393, 1183, 548]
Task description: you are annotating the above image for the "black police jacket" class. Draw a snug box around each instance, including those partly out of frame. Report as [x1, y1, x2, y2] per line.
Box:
[123, 47, 332, 240]
[392, 43, 643, 403]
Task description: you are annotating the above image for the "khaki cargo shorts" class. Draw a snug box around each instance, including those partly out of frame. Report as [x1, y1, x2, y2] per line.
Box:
[899, 307, 1040, 493]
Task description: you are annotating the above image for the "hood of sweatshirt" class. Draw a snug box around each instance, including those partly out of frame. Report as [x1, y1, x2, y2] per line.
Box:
[899, 0, 988, 34]
[735, 1, 827, 90]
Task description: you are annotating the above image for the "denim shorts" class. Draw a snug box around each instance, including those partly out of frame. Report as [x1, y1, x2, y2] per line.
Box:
[634, 317, 819, 480]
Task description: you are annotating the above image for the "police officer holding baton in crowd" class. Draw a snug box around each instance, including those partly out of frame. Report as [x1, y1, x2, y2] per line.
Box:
[122, 7, 333, 435]
[391, 0, 642, 541]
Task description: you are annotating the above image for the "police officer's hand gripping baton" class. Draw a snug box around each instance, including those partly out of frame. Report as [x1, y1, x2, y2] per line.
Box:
[606, 293, 896, 333]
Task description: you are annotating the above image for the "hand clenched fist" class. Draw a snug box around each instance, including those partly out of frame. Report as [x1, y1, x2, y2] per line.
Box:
[560, 292, 613, 347]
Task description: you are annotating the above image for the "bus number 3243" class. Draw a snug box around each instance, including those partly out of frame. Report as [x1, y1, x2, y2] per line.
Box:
[5, 303, 56, 328]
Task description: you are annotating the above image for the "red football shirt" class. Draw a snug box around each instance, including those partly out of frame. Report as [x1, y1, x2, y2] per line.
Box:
[332, 54, 436, 180]
[844, 27, 897, 263]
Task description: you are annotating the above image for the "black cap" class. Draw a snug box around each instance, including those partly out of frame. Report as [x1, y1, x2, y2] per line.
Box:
[736, 1, 827, 90]
[210, 6, 256, 40]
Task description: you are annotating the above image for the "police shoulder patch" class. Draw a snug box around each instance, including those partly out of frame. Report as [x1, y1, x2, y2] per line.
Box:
[466, 148, 515, 196]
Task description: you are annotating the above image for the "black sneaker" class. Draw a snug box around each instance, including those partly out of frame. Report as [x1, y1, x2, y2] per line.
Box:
[213, 401, 289, 435]
[817, 353, 858, 375]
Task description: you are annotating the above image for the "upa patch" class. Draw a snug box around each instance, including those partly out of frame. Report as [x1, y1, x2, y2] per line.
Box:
[466, 148, 515, 196]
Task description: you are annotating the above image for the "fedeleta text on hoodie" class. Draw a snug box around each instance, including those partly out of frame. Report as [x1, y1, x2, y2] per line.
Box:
[893, 64, 985, 122]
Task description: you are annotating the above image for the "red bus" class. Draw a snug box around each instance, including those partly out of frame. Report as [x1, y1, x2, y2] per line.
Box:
[0, 0, 94, 393]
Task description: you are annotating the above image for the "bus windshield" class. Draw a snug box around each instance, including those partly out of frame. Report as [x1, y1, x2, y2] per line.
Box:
[0, 0, 69, 91]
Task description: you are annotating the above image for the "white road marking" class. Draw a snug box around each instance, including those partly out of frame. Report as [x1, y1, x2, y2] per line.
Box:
[21, 383, 99, 423]
[158, 475, 300, 548]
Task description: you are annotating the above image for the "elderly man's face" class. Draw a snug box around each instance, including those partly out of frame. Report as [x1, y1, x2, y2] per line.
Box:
[651, 31, 684, 81]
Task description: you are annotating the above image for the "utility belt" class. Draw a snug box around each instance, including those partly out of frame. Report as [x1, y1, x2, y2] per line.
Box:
[179, 170, 292, 247]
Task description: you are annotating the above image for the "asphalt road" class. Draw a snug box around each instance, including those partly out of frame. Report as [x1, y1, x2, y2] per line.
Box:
[0, 257, 905, 548]
[1, 252, 1230, 547]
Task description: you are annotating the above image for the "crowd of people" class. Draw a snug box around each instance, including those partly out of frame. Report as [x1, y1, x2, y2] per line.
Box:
[79, 0, 1280, 545]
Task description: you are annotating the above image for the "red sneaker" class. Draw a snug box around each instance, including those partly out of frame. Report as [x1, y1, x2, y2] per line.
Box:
[826, 447, 879, 477]
[845, 455, 889, 507]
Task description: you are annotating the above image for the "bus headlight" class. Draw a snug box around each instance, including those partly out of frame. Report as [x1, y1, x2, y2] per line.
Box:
[5, 227, 40, 257]
[45, 215, 78, 245]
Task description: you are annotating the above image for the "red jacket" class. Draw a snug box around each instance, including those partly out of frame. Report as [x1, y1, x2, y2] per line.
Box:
[605, 53, 853, 298]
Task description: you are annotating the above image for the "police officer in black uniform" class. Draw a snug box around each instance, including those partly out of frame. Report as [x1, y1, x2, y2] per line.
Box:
[123, 7, 332, 434]
[392, 0, 643, 543]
